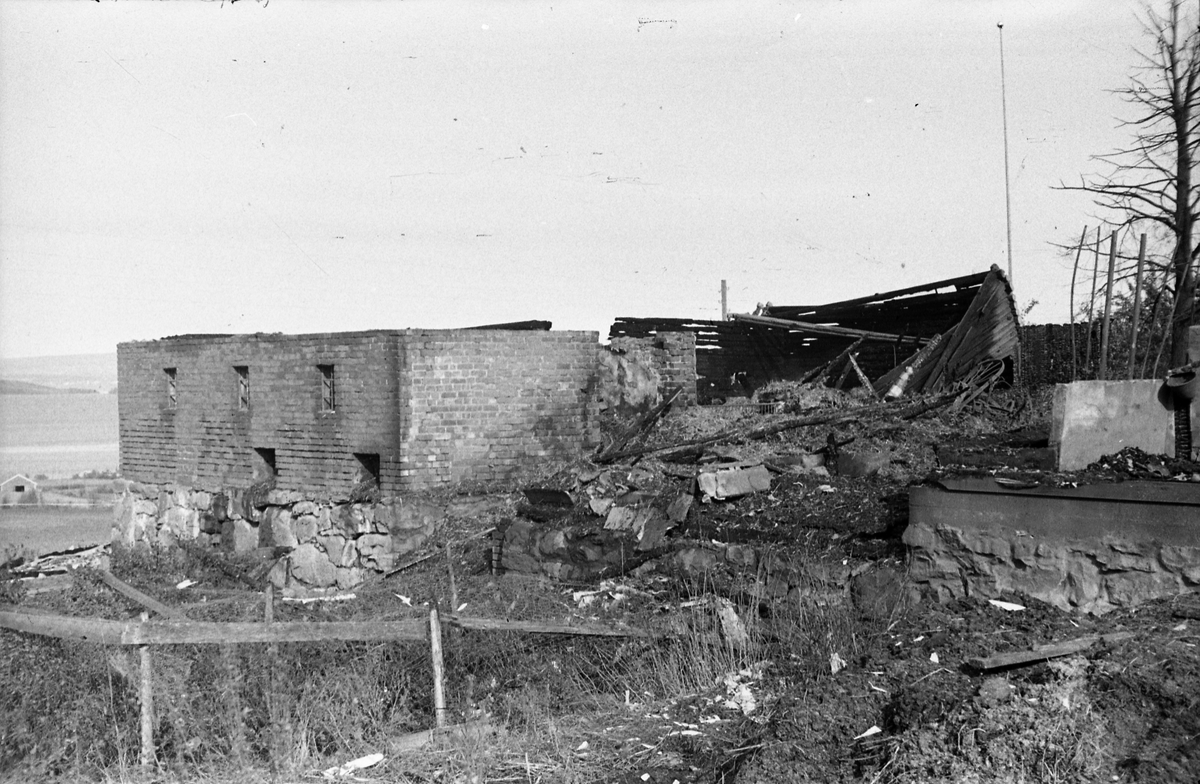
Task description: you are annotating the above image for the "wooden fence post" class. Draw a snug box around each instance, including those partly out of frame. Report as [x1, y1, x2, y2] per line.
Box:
[138, 613, 154, 769]
[429, 607, 447, 729]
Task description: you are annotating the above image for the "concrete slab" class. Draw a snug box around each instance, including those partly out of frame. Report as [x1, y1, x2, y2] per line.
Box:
[1051, 380, 1198, 470]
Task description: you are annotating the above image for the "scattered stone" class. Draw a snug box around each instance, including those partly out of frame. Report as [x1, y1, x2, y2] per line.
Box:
[666, 492, 693, 524]
[697, 465, 772, 500]
[838, 449, 892, 478]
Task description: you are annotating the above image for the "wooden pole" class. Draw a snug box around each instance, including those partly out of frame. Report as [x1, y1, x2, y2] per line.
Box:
[138, 613, 154, 769]
[429, 607, 447, 729]
[1099, 230, 1118, 380]
[1127, 233, 1147, 379]
[720, 280, 728, 321]
[445, 545, 459, 612]
[1085, 227, 1101, 373]
[1069, 226, 1087, 382]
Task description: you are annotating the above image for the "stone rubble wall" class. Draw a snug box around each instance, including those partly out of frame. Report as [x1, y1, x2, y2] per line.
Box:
[113, 481, 498, 590]
[905, 520, 1200, 615]
[606, 333, 698, 408]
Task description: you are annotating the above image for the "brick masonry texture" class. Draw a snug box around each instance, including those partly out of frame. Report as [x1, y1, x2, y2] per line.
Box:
[607, 332, 698, 406]
[118, 329, 601, 500]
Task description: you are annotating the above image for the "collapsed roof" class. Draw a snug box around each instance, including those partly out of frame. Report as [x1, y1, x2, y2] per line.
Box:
[610, 266, 1019, 402]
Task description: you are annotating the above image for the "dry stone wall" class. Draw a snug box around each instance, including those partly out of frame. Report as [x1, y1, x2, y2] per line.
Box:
[113, 481, 499, 589]
[905, 519, 1200, 614]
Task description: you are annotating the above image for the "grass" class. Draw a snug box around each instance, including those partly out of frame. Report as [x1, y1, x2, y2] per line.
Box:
[0, 505, 113, 557]
[0, 538, 896, 782]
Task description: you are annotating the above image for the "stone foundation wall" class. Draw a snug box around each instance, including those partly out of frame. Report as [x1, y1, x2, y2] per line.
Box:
[113, 481, 497, 590]
[905, 520, 1200, 615]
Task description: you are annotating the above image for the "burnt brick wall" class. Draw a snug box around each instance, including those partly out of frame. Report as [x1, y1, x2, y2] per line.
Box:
[398, 330, 600, 489]
[118, 332, 402, 499]
[607, 332, 698, 406]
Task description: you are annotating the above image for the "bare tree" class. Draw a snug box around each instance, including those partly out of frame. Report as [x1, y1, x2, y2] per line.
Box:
[1062, 0, 1199, 367]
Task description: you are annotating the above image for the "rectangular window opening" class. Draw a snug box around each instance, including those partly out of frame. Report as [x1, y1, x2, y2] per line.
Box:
[165, 368, 178, 409]
[318, 364, 336, 411]
[252, 447, 277, 483]
[353, 453, 380, 486]
[235, 366, 250, 410]
[14, 485, 25, 493]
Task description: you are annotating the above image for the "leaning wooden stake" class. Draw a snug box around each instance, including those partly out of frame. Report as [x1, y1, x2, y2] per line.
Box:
[429, 607, 447, 729]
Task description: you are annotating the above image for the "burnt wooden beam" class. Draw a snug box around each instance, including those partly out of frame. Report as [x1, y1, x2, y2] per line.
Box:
[967, 632, 1135, 672]
[762, 269, 990, 315]
[730, 313, 930, 345]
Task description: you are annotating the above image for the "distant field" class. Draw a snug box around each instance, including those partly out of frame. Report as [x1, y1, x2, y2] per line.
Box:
[0, 506, 112, 558]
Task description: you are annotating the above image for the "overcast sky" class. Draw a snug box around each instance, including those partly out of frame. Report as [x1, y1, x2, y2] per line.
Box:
[0, 0, 1154, 359]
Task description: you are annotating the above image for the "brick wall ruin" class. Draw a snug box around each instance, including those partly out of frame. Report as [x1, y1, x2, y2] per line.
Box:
[118, 329, 599, 498]
[114, 329, 600, 586]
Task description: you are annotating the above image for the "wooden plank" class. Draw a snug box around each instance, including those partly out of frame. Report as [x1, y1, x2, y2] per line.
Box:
[872, 332, 945, 397]
[1, 606, 130, 644]
[0, 606, 427, 645]
[449, 615, 655, 637]
[967, 632, 1134, 671]
[98, 570, 188, 620]
[847, 353, 876, 395]
[925, 272, 1008, 391]
[820, 337, 866, 386]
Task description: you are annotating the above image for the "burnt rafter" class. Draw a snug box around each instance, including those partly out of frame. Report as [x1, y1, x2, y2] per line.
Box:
[609, 266, 1019, 402]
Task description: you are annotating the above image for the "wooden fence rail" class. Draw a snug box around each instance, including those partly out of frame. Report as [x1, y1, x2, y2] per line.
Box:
[1, 576, 654, 770]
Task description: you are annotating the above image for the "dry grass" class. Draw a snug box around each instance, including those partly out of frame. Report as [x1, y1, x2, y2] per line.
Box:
[1, 533, 894, 783]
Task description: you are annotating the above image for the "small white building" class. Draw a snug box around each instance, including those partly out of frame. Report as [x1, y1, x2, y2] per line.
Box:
[0, 474, 41, 506]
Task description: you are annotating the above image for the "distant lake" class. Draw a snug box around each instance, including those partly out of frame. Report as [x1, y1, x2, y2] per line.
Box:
[0, 393, 118, 478]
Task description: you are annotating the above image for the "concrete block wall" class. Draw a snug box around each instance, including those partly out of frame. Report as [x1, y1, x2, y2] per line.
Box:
[607, 332, 697, 406]
[398, 329, 600, 488]
[118, 332, 401, 499]
[1051, 379, 1200, 469]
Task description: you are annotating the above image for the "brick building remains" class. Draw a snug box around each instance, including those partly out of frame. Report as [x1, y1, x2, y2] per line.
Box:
[114, 328, 601, 588]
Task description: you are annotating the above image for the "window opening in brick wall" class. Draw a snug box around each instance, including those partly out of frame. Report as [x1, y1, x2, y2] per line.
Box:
[252, 447, 277, 482]
[353, 453, 380, 485]
[235, 366, 249, 410]
[165, 368, 177, 409]
[318, 364, 336, 411]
